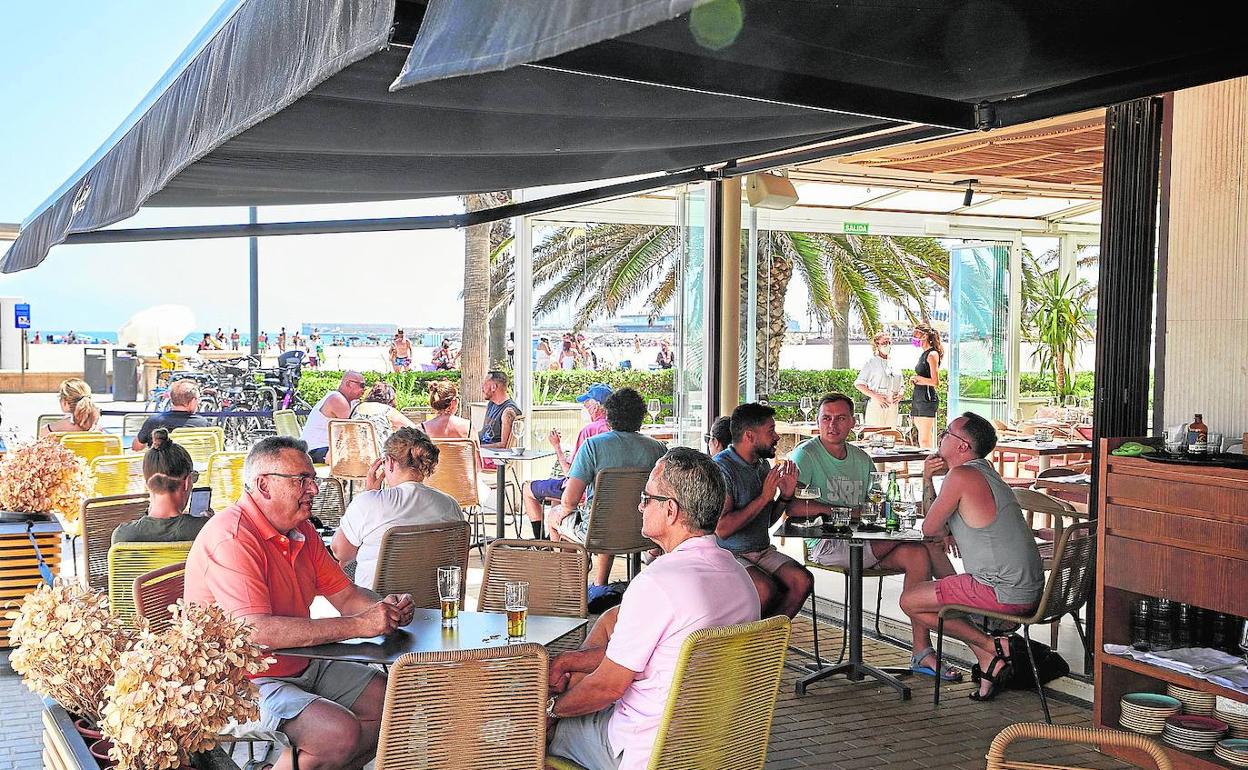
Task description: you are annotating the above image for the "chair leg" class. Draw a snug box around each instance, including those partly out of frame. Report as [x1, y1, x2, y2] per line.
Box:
[1021, 624, 1052, 724]
[809, 589, 822, 667]
[1071, 611, 1089, 657]
[872, 574, 886, 639]
[934, 616, 945, 707]
[68, 535, 79, 578]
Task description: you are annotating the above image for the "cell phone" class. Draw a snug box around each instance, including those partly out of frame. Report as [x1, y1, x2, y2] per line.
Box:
[190, 488, 213, 516]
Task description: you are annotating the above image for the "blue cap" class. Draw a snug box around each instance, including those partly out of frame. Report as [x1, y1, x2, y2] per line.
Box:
[576, 383, 613, 404]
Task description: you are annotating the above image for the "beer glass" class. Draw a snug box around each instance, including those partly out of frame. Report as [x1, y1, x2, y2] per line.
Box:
[505, 581, 529, 640]
[437, 566, 461, 627]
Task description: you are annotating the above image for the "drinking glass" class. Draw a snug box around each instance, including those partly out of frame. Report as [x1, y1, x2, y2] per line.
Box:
[829, 507, 854, 533]
[790, 485, 823, 528]
[898, 414, 913, 439]
[437, 566, 461, 627]
[1164, 429, 1183, 454]
[860, 502, 880, 528]
[1207, 432, 1224, 454]
[1009, 407, 1023, 427]
[505, 581, 529, 640]
[854, 411, 866, 428]
[881, 433, 896, 449]
[1064, 395, 1078, 409]
[799, 396, 813, 423]
[647, 399, 661, 424]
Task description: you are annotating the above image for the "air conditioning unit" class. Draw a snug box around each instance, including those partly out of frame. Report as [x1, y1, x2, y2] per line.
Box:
[745, 172, 799, 210]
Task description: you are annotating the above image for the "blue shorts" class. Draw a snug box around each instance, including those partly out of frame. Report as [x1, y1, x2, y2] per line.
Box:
[393, 357, 410, 366]
[530, 477, 567, 501]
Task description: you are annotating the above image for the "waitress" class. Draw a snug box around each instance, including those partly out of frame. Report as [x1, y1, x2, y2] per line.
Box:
[854, 332, 903, 428]
[910, 323, 944, 448]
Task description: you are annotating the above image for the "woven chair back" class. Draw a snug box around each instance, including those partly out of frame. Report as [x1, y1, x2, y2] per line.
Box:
[90, 454, 148, 498]
[426, 439, 481, 508]
[170, 427, 224, 465]
[1032, 520, 1097, 625]
[108, 542, 193, 626]
[649, 616, 791, 770]
[375, 644, 548, 770]
[479, 539, 587, 651]
[58, 432, 122, 464]
[310, 477, 347, 531]
[373, 520, 470, 604]
[132, 561, 187, 633]
[206, 452, 248, 510]
[80, 493, 150, 590]
[400, 407, 428, 422]
[122, 413, 150, 440]
[274, 409, 302, 438]
[584, 468, 655, 556]
[1013, 488, 1075, 520]
[327, 419, 379, 480]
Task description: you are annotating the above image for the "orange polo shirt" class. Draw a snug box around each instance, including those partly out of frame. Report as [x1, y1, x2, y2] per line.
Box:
[184, 491, 351, 678]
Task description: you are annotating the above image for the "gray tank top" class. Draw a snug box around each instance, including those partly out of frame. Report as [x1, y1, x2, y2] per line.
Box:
[947, 458, 1044, 606]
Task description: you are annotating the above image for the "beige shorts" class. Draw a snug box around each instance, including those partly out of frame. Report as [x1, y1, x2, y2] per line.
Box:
[733, 545, 801, 575]
[254, 658, 381, 731]
[806, 539, 881, 570]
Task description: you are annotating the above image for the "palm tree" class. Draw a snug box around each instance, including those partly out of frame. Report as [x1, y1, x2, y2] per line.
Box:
[1024, 272, 1095, 397]
[459, 194, 495, 417]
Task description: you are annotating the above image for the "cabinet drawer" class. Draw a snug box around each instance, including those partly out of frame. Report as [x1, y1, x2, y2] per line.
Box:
[1104, 503, 1248, 556]
[1105, 469, 1248, 525]
[1103, 535, 1248, 616]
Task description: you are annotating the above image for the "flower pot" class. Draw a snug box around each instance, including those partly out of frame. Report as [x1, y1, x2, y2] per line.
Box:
[89, 738, 116, 768]
[74, 717, 103, 741]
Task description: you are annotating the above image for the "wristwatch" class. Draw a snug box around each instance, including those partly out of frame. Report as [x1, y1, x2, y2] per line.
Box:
[546, 695, 559, 720]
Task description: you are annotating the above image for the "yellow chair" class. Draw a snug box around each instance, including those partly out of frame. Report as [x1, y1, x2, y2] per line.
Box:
[170, 426, 224, 464]
[479, 539, 587, 653]
[425, 439, 483, 546]
[57, 431, 122, 464]
[581, 467, 655, 580]
[310, 477, 347, 532]
[547, 616, 792, 770]
[274, 409, 302, 438]
[399, 407, 427, 422]
[108, 541, 193, 626]
[90, 453, 148, 498]
[78, 494, 150, 590]
[133, 561, 186, 633]
[122, 413, 150, 442]
[206, 451, 247, 510]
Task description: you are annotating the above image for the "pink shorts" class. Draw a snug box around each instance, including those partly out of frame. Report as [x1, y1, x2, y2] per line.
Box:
[935, 573, 1035, 615]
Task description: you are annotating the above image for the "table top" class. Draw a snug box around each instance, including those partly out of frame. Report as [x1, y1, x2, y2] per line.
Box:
[995, 439, 1091, 455]
[862, 446, 929, 463]
[478, 448, 556, 462]
[1034, 474, 1091, 487]
[778, 520, 928, 542]
[275, 609, 587, 664]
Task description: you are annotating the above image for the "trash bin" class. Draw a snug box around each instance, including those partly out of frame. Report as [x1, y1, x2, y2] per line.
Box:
[111, 349, 139, 401]
[83, 347, 109, 393]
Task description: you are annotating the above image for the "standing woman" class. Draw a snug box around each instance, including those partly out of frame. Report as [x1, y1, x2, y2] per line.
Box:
[854, 332, 904, 428]
[910, 323, 944, 448]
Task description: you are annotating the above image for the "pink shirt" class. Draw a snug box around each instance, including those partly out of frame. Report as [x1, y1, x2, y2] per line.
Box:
[605, 535, 760, 769]
[572, 417, 609, 458]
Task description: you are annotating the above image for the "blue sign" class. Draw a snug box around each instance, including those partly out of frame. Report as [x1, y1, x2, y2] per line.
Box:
[14, 303, 30, 329]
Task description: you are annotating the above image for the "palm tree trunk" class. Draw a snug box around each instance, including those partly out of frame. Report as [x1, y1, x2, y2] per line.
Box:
[830, 281, 852, 368]
[1054, 346, 1068, 396]
[488, 309, 507, 367]
[759, 252, 793, 395]
[460, 194, 492, 418]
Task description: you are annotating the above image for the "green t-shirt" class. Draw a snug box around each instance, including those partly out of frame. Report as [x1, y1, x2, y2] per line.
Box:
[111, 514, 208, 545]
[788, 438, 874, 549]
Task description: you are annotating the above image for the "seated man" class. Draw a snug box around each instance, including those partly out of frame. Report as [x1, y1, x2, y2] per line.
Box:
[712, 402, 813, 619]
[522, 383, 613, 539]
[132, 379, 212, 451]
[185, 436, 415, 770]
[898, 412, 1045, 701]
[545, 448, 760, 770]
[300, 371, 366, 463]
[546, 387, 665, 585]
[789, 393, 958, 680]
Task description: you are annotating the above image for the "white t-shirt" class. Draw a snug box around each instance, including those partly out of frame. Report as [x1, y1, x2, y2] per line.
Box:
[338, 481, 466, 589]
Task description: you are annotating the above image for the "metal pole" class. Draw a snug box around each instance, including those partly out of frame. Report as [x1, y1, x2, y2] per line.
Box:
[248, 207, 259, 356]
[746, 208, 759, 402]
[512, 191, 533, 434]
[1008, 234, 1023, 421]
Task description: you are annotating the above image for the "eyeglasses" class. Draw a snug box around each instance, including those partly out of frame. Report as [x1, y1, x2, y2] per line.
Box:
[260, 472, 321, 488]
[639, 491, 676, 507]
[939, 428, 971, 446]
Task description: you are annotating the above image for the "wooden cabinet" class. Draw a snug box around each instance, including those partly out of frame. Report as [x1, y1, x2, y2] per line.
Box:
[1095, 438, 1248, 770]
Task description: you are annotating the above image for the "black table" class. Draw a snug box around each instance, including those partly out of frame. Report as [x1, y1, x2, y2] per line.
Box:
[276, 609, 587, 664]
[785, 520, 930, 700]
[478, 448, 556, 540]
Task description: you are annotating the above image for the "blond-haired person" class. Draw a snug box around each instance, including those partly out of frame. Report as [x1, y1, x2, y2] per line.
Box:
[417, 380, 472, 439]
[43, 378, 102, 434]
[854, 332, 904, 428]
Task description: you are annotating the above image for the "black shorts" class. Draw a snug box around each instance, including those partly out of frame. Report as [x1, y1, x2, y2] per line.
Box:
[910, 393, 939, 418]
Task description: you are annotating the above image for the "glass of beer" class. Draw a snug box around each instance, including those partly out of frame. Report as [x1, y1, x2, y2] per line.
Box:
[505, 581, 529, 640]
[437, 566, 461, 627]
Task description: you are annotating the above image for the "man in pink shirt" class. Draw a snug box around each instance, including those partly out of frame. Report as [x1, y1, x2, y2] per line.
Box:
[521, 383, 613, 539]
[545, 447, 760, 770]
[185, 436, 414, 770]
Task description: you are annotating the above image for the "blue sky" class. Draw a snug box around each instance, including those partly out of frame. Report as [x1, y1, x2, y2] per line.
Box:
[0, 1, 467, 334]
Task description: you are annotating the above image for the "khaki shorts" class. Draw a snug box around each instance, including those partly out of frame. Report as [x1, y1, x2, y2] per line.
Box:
[733, 545, 802, 575]
[254, 658, 381, 731]
[806, 539, 881, 570]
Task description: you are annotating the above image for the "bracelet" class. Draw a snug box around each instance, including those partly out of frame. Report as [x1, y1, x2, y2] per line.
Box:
[778, 494, 794, 502]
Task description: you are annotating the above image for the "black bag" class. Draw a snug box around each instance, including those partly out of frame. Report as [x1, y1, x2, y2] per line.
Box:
[1005, 632, 1070, 689]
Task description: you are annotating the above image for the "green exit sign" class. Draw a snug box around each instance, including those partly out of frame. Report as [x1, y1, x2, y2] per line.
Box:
[843, 222, 870, 234]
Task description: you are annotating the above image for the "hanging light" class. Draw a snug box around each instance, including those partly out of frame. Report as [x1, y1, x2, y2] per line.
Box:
[956, 179, 978, 207]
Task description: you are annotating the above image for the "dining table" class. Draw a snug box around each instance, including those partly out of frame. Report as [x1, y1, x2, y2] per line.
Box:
[478, 447, 556, 540]
[993, 438, 1092, 474]
[276, 608, 588, 664]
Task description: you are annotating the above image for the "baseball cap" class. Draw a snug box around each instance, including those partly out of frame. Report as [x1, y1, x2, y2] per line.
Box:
[576, 383, 613, 404]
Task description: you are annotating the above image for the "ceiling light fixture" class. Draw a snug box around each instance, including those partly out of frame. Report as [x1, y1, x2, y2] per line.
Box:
[956, 178, 978, 207]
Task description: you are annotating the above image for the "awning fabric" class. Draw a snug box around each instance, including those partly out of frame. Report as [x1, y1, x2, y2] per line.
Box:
[4, 0, 1245, 273]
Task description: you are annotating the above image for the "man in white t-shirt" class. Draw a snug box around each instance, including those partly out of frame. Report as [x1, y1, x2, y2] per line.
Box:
[331, 428, 465, 589]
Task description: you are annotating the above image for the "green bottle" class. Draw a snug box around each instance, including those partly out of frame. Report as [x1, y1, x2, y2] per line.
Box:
[883, 471, 901, 532]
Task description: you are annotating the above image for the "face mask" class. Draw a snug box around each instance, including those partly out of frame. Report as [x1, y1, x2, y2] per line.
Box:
[878, 344, 892, 356]
[912, 337, 923, 347]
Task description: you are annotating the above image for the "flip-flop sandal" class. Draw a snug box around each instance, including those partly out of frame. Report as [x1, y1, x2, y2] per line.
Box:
[909, 648, 963, 682]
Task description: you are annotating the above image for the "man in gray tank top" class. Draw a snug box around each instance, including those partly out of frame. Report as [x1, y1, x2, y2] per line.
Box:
[898, 412, 1044, 702]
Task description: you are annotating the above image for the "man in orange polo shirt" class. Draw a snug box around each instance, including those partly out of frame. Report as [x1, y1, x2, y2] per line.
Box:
[185, 436, 414, 770]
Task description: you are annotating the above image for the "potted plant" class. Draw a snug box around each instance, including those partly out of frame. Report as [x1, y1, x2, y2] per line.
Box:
[101, 601, 273, 770]
[0, 435, 92, 523]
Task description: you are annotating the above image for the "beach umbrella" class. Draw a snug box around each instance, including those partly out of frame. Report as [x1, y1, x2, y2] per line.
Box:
[118, 304, 197, 354]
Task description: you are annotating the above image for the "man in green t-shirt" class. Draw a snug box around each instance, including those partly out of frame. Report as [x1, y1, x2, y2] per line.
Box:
[788, 393, 959, 681]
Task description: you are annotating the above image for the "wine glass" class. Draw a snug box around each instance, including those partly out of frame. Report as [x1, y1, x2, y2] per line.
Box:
[798, 396, 812, 423]
[790, 485, 823, 528]
[854, 411, 866, 428]
[1009, 407, 1023, 428]
[647, 399, 661, 424]
[898, 413, 912, 443]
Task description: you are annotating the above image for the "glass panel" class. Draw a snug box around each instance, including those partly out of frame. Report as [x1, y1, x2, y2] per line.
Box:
[948, 242, 1010, 423]
[673, 183, 710, 448]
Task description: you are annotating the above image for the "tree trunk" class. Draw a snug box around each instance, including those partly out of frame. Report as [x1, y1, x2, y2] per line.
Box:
[758, 249, 793, 395]
[488, 309, 507, 368]
[460, 195, 493, 418]
[1054, 345, 1068, 396]
[487, 199, 514, 368]
[830, 281, 852, 369]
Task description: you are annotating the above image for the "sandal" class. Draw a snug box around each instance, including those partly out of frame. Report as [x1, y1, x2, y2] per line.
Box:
[909, 647, 963, 682]
[969, 637, 1013, 702]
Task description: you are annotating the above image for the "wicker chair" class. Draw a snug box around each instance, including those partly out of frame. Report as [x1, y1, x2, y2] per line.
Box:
[375, 644, 548, 770]
[934, 520, 1097, 723]
[582, 467, 655, 580]
[132, 561, 186, 632]
[274, 409, 302, 438]
[327, 418, 379, 489]
[310, 477, 348, 532]
[547, 616, 791, 770]
[58, 431, 122, 464]
[170, 426, 224, 465]
[399, 407, 427, 422]
[206, 451, 247, 511]
[90, 453, 148, 498]
[426, 439, 485, 547]
[986, 722, 1171, 770]
[122, 413, 150, 442]
[78, 493, 150, 590]
[372, 520, 470, 605]
[1036, 466, 1091, 512]
[108, 542, 194, 626]
[479, 540, 588, 652]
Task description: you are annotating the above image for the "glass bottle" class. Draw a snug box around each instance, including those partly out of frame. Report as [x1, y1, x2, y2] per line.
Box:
[1188, 414, 1208, 454]
[883, 471, 901, 532]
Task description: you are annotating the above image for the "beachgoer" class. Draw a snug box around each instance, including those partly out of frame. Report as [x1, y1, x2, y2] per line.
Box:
[388, 329, 413, 373]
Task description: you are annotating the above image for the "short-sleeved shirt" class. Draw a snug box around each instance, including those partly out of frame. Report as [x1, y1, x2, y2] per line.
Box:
[112, 514, 208, 545]
[712, 446, 777, 554]
[605, 535, 759, 770]
[136, 410, 212, 445]
[338, 481, 465, 590]
[567, 430, 666, 501]
[184, 492, 351, 678]
[572, 417, 610, 460]
[789, 438, 874, 550]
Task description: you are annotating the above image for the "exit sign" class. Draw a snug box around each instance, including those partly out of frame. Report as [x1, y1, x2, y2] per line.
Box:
[843, 222, 870, 235]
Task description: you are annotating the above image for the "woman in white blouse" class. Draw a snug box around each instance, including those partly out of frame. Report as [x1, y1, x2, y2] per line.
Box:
[854, 331, 904, 428]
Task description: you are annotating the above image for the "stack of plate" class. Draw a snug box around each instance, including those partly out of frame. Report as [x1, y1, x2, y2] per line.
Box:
[1167, 684, 1216, 715]
[1162, 715, 1228, 751]
[1216, 697, 1248, 739]
[1120, 693, 1181, 734]
[1215, 739, 1248, 767]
